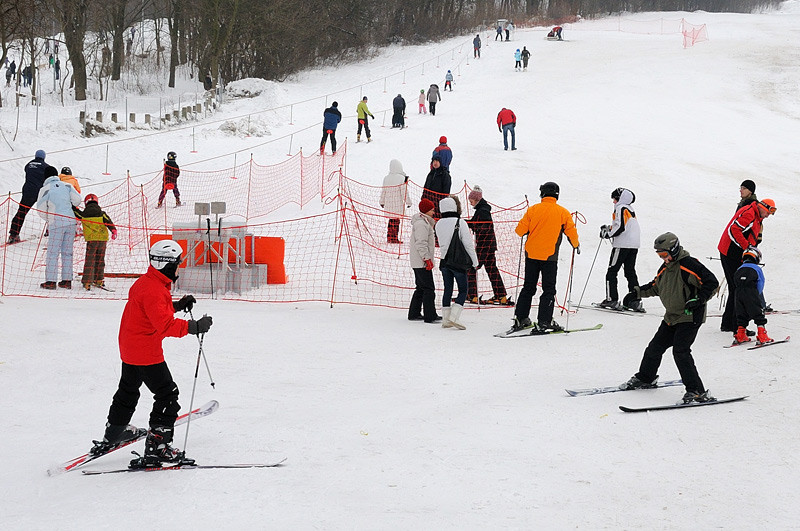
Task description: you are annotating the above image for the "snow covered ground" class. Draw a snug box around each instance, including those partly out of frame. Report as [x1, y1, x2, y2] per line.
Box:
[3, 4, 800, 528]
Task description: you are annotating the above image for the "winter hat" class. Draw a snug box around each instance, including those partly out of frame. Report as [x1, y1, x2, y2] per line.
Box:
[447, 70, 451, 73]
[468, 185, 483, 202]
[421, 89, 425, 93]
[332, 101, 338, 107]
[431, 153, 442, 162]
[741, 179, 756, 194]
[35, 149, 46, 160]
[44, 165, 59, 178]
[439, 136, 447, 144]
[419, 198, 435, 213]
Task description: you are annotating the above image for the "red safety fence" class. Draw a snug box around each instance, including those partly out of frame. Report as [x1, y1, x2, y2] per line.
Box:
[1, 144, 587, 311]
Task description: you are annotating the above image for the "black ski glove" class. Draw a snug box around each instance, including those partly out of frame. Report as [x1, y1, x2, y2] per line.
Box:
[684, 297, 704, 313]
[173, 295, 196, 313]
[188, 315, 213, 335]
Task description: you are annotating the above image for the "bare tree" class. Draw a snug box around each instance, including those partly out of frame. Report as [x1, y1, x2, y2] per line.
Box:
[56, 0, 90, 100]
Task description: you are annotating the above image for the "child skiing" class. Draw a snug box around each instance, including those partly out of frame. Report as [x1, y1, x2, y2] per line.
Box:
[444, 70, 454, 91]
[157, 151, 181, 208]
[514, 49, 522, 71]
[73, 194, 117, 290]
[732, 247, 773, 345]
[620, 232, 719, 404]
[597, 188, 641, 311]
[418, 89, 427, 114]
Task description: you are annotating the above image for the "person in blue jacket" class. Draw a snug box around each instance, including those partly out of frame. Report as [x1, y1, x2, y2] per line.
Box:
[514, 49, 522, 71]
[36, 172, 81, 289]
[320, 101, 342, 155]
[733, 247, 773, 345]
[8, 149, 54, 244]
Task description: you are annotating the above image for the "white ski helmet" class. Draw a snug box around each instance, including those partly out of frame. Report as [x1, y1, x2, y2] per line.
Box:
[149, 240, 183, 270]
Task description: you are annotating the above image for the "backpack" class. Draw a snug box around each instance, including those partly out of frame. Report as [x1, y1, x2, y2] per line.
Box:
[442, 220, 472, 272]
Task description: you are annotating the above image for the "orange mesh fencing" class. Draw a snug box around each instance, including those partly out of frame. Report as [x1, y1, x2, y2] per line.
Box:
[1, 146, 586, 313]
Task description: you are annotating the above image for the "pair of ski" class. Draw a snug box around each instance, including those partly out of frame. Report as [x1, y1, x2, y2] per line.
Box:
[723, 336, 790, 350]
[48, 400, 285, 476]
[494, 323, 602, 338]
[566, 380, 747, 412]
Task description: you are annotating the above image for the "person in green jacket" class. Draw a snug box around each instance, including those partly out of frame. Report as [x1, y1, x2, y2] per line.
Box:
[619, 232, 719, 404]
[356, 96, 374, 142]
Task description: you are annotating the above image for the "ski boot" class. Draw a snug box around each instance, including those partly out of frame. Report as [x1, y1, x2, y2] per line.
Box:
[156, 201, 163, 209]
[175, 199, 182, 207]
[682, 390, 715, 404]
[356, 134, 361, 142]
[535, 320, 563, 334]
[598, 298, 622, 310]
[733, 326, 751, 345]
[756, 326, 773, 345]
[58, 280, 72, 289]
[130, 426, 194, 468]
[510, 316, 532, 332]
[40, 281, 57, 290]
[367, 137, 372, 143]
[619, 375, 658, 391]
[90, 423, 144, 456]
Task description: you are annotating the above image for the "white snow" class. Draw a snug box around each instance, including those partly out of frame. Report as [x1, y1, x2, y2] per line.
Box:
[3, 6, 800, 528]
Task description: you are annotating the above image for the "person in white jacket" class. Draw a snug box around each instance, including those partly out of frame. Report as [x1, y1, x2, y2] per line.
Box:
[379, 159, 412, 244]
[37, 173, 81, 289]
[435, 196, 478, 329]
[598, 187, 641, 310]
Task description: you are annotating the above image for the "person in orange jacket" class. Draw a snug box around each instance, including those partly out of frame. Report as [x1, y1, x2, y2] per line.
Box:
[59, 167, 81, 193]
[510, 181, 579, 333]
[90, 240, 213, 468]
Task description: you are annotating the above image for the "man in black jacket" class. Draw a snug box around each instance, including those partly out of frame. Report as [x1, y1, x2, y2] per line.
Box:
[466, 186, 507, 305]
[8, 149, 53, 244]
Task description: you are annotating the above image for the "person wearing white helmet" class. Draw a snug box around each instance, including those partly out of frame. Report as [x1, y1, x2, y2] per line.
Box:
[90, 239, 213, 468]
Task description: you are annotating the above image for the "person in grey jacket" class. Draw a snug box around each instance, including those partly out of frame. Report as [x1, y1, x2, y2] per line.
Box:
[598, 188, 641, 310]
[435, 196, 478, 329]
[37, 173, 81, 289]
[408, 199, 441, 323]
[426, 84, 441, 116]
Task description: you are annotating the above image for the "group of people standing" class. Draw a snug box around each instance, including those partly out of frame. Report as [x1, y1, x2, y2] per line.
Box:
[7, 150, 117, 291]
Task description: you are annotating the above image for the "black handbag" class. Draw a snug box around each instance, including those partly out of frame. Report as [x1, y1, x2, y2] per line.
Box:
[442, 220, 472, 272]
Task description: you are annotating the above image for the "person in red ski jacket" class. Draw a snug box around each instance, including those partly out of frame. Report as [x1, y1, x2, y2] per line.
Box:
[157, 151, 181, 208]
[717, 198, 775, 332]
[91, 240, 213, 467]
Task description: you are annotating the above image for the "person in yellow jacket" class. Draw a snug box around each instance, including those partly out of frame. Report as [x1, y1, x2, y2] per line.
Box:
[73, 193, 117, 290]
[511, 181, 579, 333]
[59, 167, 81, 193]
[356, 96, 374, 142]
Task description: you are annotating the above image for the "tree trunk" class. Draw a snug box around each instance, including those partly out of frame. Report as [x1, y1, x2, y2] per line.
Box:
[168, 0, 182, 88]
[59, 0, 89, 101]
[111, 0, 126, 80]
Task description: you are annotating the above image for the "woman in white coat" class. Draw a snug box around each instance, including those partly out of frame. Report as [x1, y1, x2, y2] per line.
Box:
[37, 171, 81, 289]
[379, 159, 412, 244]
[435, 196, 478, 329]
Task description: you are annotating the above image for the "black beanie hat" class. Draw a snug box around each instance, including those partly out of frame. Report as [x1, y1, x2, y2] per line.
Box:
[332, 101, 338, 107]
[741, 179, 756, 194]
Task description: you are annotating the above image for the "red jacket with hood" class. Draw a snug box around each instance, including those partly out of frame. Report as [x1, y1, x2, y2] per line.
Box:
[718, 202, 763, 257]
[118, 266, 189, 365]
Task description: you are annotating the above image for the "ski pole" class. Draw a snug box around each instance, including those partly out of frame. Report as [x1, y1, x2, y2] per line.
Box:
[189, 308, 216, 388]
[564, 246, 577, 330]
[182, 317, 207, 455]
[575, 236, 604, 309]
[515, 234, 525, 304]
[206, 218, 214, 298]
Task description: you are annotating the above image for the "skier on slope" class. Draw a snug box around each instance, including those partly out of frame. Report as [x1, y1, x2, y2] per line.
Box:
[157, 151, 181, 208]
[90, 240, 213, 467]
[597, 188, 641, 311]
[620, 232, 719, 404]
[732, 247, 773, 346]
[356, 96, 374, 142]
[320, 101, 342, 155]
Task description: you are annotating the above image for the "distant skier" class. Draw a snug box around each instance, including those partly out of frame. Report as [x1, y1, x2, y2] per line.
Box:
[444, 70, 453, 91]
[418, 89, 427, 114]
[426, 84, 441, 116]
[597, 188, 641, 311]
[496, 107, 516, 151]
[320, 101, 342, 154]
[473, 34, 481, 58]
[496, 25, 503, 41]
[391, 94, 406, 128]
[356, 96, 374, 142]
[157, 151, 181, 208]
[514, 49, 522, 71]
[620, 232, 719, 404]
[520, 46, 531, 71]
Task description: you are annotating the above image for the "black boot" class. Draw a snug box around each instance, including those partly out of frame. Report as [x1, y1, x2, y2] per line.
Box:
[131, 426, 194, 467]
[408, 291, 424, 320]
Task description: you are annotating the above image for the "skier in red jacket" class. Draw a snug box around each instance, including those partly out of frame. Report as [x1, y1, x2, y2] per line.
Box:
[91, 240, 213, 467]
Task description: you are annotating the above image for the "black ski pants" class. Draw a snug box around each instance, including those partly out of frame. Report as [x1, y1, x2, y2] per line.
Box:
[357, 116, 371, 138]
[8, 197, 36, 239]
[605, 247, 639, 301]
[409, 268, 437, 321]
[467, 251, 506, 299]
[720, 248, 743, 330]
[107, 361, 180, 431]
[636, 320, 705, 393]
[735, 274, 767, 328]
[515, 258, 558, 325]
[320, 127, 337, 153]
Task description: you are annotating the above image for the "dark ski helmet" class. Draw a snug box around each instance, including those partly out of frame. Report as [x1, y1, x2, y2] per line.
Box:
[742, 246, 762, 264]
[539, 181, 560, 199]
[611, 187, 635, 203]
[167, 151, 177, 161]
[61, 166, 72, 175]
[653, 232, 681, 259]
